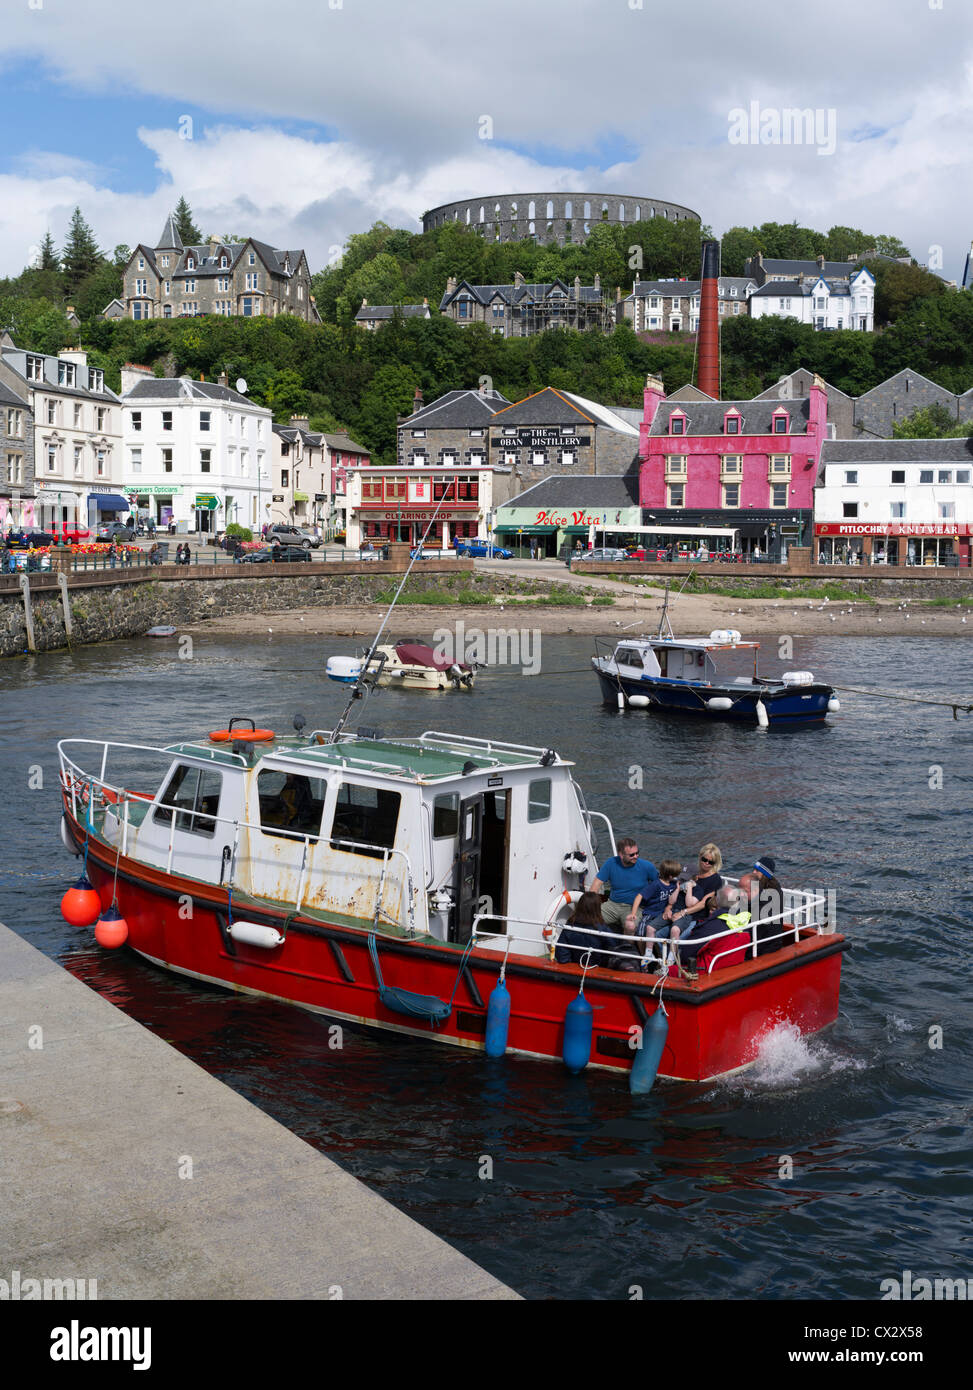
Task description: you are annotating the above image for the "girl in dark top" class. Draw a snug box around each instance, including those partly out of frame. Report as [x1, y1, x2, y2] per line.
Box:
[666, 844, 724, 945]
[554, 891, 612, 967]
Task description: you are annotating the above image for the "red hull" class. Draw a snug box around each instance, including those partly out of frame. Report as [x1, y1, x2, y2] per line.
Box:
[70, 813, 846, 1082]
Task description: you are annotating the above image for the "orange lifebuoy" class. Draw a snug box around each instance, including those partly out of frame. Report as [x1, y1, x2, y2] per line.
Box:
[209, 728, 275, 743]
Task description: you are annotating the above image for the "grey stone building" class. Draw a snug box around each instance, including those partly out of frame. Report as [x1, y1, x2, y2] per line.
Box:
[854, 369, 969, 437]
[115, 213, 320, 323]
[0, 377, 34, 529]
[489, 388, 640, 487]
[618, 277, 755, 333]
[355, 300, 432, 330]
[396, 387, 512, 468]
[423, 192, 699, 246]
[439, 274, 611, 336]
[744, 253, 858, 285]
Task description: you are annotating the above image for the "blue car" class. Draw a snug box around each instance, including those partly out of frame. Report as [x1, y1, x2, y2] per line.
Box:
[455, 540, 514, 559]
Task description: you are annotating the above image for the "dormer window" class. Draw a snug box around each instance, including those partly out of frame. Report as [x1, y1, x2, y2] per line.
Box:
[186, 256, 195, 270]
[669, 415, 686, 436]
[220, 255, 228, 268]
[772, 413, 788, 435]
[724, 413, 741, 435]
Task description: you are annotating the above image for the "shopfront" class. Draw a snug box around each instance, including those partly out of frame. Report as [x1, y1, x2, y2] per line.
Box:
[815, 522, 969, 567]
[87, 492, 131, 528]
[194, 493, 221, 534]
[126, 485, 182, 529]
[494, 500, 641, 557]
[35, 486, 86, 534]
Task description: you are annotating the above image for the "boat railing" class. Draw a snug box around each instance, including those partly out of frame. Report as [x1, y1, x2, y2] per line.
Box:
[58, 738, 419, 935]
[473, 886, 832, 972]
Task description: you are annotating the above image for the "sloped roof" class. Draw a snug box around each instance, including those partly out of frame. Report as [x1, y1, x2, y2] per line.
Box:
[0, 378, 28, 408]
[855, 368, 955, 400]
[649, 398, 811, 436]
[323, 433, 370, 454]
[403, 388, 510, 429]
[497, 474, 639, 510]
[355, 304, 431, 321]
[440, 278, 603, 311]
[758, 257, 854, 277]
[491, 387, 597, 427]
[122, 377, 262, 407]
[823, 438, 973, 463]
[156, 214, 184, 251]
[559, 391, 639, 435]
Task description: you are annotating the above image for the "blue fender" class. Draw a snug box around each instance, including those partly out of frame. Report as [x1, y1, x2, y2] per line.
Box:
[485, 977, 511, 1058]
[630, 1008, 669, 1095]
[563, 991, 593, 1074]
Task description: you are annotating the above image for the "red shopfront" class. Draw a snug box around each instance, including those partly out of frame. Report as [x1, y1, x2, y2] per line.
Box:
[815, 522, 970, 568]
[358, 472, 482, 545]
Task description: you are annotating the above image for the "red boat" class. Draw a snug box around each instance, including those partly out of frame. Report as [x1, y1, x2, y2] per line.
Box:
[57, 725, 846, 1088]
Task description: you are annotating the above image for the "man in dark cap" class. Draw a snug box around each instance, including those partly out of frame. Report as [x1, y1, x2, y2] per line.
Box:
[742, 856, 787, 956]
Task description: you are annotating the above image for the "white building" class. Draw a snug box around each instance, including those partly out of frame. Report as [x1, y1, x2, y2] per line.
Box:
[0, 332, 123, 533]
[750, 266, 874, 332]
[815, 439, 973, 566]
[120, 366, 272, 533]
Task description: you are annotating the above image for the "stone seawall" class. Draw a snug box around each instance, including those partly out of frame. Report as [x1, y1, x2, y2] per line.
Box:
[0, 572, 454, 658]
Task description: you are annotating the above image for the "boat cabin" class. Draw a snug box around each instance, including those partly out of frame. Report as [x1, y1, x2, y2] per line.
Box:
[82, 729, 602, 957]
[610, 631, 760, 685]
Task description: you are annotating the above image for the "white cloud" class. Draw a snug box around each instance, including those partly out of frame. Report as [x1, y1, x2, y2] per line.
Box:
[1, 2, 972, 278]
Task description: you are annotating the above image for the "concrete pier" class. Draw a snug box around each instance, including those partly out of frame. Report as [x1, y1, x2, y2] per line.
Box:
[0, 923, 517, 1300]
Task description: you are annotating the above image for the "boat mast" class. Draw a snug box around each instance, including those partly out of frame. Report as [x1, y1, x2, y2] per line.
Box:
[657, 580, 675, 640]
[329, 481, 459, 744]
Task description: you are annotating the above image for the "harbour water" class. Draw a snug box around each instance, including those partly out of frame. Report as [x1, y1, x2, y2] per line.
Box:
[2, 629, 971, 1300]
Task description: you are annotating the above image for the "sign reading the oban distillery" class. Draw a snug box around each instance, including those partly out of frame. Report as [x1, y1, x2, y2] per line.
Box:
[496, 431, 590, 448]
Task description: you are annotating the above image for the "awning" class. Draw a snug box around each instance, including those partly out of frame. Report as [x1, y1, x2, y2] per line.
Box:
[87, 493, 130, 511]
[293, 491, 309, 502]
[736, 522, 773, 538]
[494, 524, 556, 534]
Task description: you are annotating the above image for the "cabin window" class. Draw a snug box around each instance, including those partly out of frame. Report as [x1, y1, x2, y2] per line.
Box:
[257, 769, 326, 840]
[330, 782, 401, 858]
[616, 648, 644, 668]
[153, 765, 222, 837]
[527, 778, 552, 823]
[433, 793, 459, 838]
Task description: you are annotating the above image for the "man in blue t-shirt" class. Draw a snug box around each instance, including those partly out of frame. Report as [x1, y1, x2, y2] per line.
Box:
[591, 838, 658, 930]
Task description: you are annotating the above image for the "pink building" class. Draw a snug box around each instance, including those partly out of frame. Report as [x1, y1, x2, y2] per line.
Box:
[638, 374, 828, 557]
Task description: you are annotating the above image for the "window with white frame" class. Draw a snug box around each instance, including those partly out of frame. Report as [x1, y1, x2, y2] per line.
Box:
[722, 482, 740, 507]
[890, 469, 905, 484]
[47, 443, 57, 471]
[137, 257, 144, 270]
[96, 407, 108, 431]
[96, 449, 105, 477]
[771, 483, 788, 507]
[666, 454, 687, 474]
[6, 454, 23, 485]
[162, 448, 173, 473]
[957, 470, 971, 484]
[73, 445, 82, 475]
[217, 277, 230, 292]
[722, 455, 742, 473]
[6, 408, 23, 436]
[939, 502, 956, 518]
[248, 252, 255, 265]
[200, 449, 211, 473]
[724, 414, 740, 435]
[135, 278, 147, 296]
[160, 255, 169, 268]
[200, 411, 211, 432]
[773, 414, 788, 434]
[938, 470, 952, 484]
[73, 403, 82, 427]
[162, 411, 172, 431]
[890, 501, 905, 518]
[919, 470, 933, 484]
[844, 470, 858, 484]
[27, 357, 43, 382]
[770, 455, 791, 473]
[184, 278, 196, 293]
[186, 256, 195, 270]
[667, 483, 685, 507]
[130, 448, 142, 474]
[47, 399, 57, 425]
[246, 273, 258, 291]
[89, 369, 104, 393]
[131, 411, 141, 432]
[669, 415, 686, 435]
[58, 361, 76, 387]
[532, 450, 546, 467]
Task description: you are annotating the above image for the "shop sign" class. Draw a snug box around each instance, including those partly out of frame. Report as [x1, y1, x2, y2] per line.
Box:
[194, 494, 220, 510]
[529, 508, 625, 527]
[272, 494, 285, 502]
[496, 430, 590, 448]
[124, 484, 182, 494]
[815, 521, 968, 537]
[381, 511, 471, 521]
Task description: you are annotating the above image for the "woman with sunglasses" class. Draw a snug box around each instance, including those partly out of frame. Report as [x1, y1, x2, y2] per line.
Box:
[664, 844, 724, 943]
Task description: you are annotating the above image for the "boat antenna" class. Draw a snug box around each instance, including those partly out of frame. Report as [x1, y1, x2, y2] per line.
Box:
[328, 479, 460, 744]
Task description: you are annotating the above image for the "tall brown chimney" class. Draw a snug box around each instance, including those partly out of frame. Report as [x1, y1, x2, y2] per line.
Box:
[412, 387, 424, 414]
[697, 240, 721, 399]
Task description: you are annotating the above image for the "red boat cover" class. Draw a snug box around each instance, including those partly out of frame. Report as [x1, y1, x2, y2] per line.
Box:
[394, 642, 470, 672]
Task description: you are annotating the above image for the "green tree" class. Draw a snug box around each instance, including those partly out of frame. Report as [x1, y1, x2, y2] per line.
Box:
[337, 253, 408, 322]
[892, 402, 973, 438]
[61, 207, 102, 295]
[355, 362, 419, 460]
[111, 244, 131, 270]
[37, 231, 60, 272]
[173, 196, 202, 244]
[72, 260, 124, 323]
[264, 368, 309, 422]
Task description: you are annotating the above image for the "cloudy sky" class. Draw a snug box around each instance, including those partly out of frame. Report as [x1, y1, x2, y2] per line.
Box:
[1, 0, 971, 279]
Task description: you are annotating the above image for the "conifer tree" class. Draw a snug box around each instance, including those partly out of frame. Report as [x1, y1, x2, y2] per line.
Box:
[38, 230, 60, 272]
[174, 196, 202, 244]
[61, 207, 102, 294]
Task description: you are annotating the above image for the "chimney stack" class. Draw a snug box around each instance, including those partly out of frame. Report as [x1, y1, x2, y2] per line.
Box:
[816, 254, 826, 270]
[412, 386, 424, 415]
[594, 272, 601, 293]
[446, 276, 458, 294]
[574, 275, 581, 300]
[120, 362, 154, 396]
[513, 270, 524, 289]
[697, 240, 721, 399]
[219, 371, 228, 387]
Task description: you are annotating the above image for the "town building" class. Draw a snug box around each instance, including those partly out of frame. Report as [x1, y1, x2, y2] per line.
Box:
[488, 388, 639, 486]
[119, 366, 272, 533]
[270, 418, 370, 533]
[423, 192, 699, 246]
[345, 458, 514, 550]
[814, 439, 973, 567]
[639, 373, 828, 558]
[0, 378, 34, 532]
[493, 475, 640, 557]
[748, 265, 875, 332]
[618, 277, 755, 333]
[115, 214, 320, 322]
[756, 369, 856, 438]
[397, 386, 511, 468]
[439, 274, 612, 336]
[0, 333, 123, 533]
[355, 300, 432, 330]
[853, 369, 968, 437]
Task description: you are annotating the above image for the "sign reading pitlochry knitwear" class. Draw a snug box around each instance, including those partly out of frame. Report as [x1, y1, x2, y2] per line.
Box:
[815, 522, 969, 537]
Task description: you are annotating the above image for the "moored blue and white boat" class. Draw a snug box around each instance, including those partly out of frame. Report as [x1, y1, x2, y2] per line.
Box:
[592, 625, 838, 726]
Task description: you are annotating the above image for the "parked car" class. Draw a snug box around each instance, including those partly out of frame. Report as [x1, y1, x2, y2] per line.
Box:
[4, 529, 57, 549]
[272, 545, 312, 564]
[455, 541, 514, 559]
[96, 521, 136, 542]
[59, 525, 91, 544]
[266, 524, 318, 550]
[574, 547, 630, 562]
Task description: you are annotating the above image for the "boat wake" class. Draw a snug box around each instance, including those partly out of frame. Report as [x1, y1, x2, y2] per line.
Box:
[729, 1021, 865, 1092]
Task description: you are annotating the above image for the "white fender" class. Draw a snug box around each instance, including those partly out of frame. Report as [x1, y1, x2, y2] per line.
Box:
[627, 694, 650, 708]
[755, 699, 769, 729]
[707, 697, 733, 711]
[60, 815, 80, 856]
[828, 696, 840, 713]
[228, 921, 285, 949]
[616, 690, 626, 709]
